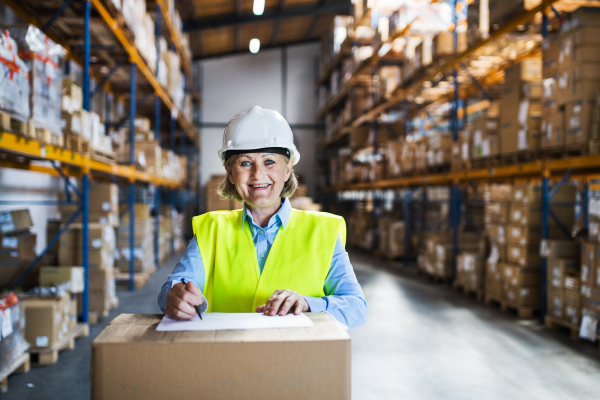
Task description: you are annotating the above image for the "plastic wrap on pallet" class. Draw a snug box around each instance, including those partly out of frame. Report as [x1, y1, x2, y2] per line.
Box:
[0, 31, 30, 120]
[8, 25, 64, 134]
[0, 294, 29, 379]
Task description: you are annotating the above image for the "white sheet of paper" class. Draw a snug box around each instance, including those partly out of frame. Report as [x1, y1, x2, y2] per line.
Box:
[156, 312, 314, 331]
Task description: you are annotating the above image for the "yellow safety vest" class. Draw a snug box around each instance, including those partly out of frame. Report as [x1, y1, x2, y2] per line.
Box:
[192, 208, 346, 313]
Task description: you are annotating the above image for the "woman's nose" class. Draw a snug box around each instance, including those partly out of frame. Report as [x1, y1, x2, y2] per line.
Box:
[251, 164, 267, 179]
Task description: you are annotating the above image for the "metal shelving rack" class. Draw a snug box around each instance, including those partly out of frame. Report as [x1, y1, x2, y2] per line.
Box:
[0, 0, 200, 323]
[316, 0, 600, 319]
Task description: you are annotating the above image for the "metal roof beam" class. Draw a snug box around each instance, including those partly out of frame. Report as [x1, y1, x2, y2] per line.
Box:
[183, 1, 351, 32]
[194, 38, 320, 60]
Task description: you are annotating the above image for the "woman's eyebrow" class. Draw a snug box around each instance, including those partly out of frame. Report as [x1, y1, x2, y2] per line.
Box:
[261, 153, 274, 157]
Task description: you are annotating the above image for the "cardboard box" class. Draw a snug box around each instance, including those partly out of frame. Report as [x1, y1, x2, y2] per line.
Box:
[547, 258, 579, 289]
[540, 239, 580, 258]
[548, 288, 564, 319]
[0, 258, 38, 290]
[511, 182, 576, 204]
[0, 209, 33, 235]
[503, 284, 541, 307]
[22, 294, 70, 348]
[581, 284, 600, 303]
[486, 279, 503, 298]
[0, 232, 36, 260]
[507, 243, 541, 267]
[487, 223, 506, 245]
[565, 97, 597, 145]
[486, 202, 510, 224]
[581, 241, 596, 285]
[91, 313, 351, 400]
[501, 262, 541, 286]
[39, 266, 84, 293]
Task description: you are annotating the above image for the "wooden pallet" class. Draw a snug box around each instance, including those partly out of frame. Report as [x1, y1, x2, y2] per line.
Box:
[90, 146, 116, 164]
[27, 121, 63, 147]
[28, 323, 89, 366]
[542, 142, 589, 158]
[484, 294, 539, 319]
[453, 281, 484, 303]
[64, 132, 90, 153]
[544, 315, 581, 341]
[115, 266, 156, 289]
[0, 351, 30, 393]
[0, 110, 27, 135]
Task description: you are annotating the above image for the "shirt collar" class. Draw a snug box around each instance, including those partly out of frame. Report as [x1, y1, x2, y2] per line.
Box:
[241, 198, 292, 231]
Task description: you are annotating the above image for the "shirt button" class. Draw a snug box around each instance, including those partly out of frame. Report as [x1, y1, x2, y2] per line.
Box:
[260, 231, 264, 235]
[260, 254, 265, 257]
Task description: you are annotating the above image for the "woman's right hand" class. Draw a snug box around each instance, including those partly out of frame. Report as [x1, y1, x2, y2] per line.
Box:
[166, 281, 204, 320]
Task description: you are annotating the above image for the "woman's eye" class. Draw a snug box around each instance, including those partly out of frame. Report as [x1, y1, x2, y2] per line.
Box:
[241, 161, 251, 166]
[265, 159, 275, 165]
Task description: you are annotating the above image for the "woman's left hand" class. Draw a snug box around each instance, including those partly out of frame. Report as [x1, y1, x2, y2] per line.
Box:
[256, 289, 310, 316]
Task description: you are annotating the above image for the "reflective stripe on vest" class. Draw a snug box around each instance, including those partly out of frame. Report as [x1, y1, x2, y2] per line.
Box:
[192, 208, 346, 313]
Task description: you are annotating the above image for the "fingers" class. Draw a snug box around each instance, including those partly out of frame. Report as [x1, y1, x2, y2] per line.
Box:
[256, 305, 265, 313]
[176, 282, 203, 306]
[167, 285, 200, 319]
[186, 281, 203, 297]
[278, 296, 298, 316]
[294, 299, 303, 315]
[263, 289, 282, 315]
[266, 290, 290, 316]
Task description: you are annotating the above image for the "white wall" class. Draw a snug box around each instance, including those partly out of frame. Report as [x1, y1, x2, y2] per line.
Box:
[200, 42, 319, 199]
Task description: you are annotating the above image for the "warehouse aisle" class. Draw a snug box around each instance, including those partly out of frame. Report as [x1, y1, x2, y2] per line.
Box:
[350, 254, 600, 400]
[6, 251, 600, 400]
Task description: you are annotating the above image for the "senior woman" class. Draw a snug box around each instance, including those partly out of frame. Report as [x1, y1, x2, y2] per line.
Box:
[158, 106, 366, 328]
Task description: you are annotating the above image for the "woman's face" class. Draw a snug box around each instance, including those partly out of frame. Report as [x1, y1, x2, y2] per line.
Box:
[227, 153, 292, 209]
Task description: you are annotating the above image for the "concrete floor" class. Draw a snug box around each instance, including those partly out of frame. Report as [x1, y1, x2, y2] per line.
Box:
[5, 251, 600, 399]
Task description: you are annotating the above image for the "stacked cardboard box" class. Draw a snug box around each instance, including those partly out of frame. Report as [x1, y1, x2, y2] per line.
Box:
[21, 292, 76, 349]
[376, 215, 406, 260]
[580, 240, 600, 333]
[0, 293, 28, 375]
[0, 29, 30, 121]
[159, 205, 173, 263]
[0, 209, 38, 290]
[418, 232, 480, 279]
[499, 58, 543, 155]
[484, 184, 512, 299]
[543, 240, 581, 324]
[470, 103, 500, 160]
[456, 250, 486, 292]
[485, 182, 576, 307]
[57, 223, 116, 271]
[7, 25, 63, 139]
[172, 208, 184, 252]
[427, 133, 453, 168]
[205, 175, 244, 212]
[542, 7, 600, 149]
[115, 204, 154, 273]
[347, 210, 374, 251]
[58, 183, 119, 226]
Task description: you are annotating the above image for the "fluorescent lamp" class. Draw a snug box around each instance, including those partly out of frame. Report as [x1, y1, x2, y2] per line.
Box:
[249, 38, 260, 54]
[253, 0, 265, 15]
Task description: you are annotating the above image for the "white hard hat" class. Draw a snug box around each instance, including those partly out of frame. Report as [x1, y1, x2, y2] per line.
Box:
[218, 105, 301, 165]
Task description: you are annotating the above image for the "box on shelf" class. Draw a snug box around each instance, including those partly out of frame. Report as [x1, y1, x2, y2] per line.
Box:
[39, 266, 84, 293]
[0, 209, 34, 235]
[0, 231, 36, 260]
[22, 293, 73, 348]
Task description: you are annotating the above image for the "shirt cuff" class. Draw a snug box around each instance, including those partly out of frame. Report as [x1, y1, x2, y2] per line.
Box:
[304, 296, 327, 313]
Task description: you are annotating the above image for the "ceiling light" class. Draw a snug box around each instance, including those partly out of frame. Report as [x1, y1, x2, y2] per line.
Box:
[249, 38, 260, 54]
[253, 0, 265, 15]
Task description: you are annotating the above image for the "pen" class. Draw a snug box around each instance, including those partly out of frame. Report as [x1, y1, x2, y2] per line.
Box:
[181, 278, 203, 320]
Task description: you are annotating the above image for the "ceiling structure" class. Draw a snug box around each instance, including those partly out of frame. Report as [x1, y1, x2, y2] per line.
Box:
[182, 0, 351, 59]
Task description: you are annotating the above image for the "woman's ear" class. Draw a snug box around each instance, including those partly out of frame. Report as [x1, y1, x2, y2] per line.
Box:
[284, 158, 293, 181]
[226, 164, 235, 184]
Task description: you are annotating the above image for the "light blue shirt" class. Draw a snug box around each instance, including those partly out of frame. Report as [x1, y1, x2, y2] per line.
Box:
[158, 198, 367, 328]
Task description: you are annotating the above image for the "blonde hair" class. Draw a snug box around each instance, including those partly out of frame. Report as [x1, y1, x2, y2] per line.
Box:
[218, 154, 298, 201]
